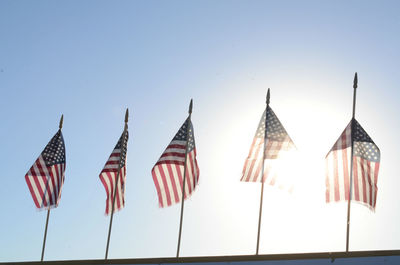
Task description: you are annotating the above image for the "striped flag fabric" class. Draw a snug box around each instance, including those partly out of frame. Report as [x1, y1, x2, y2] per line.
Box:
[326, 119, 380, 210]
[241, 106, 295, 187]
[25, 130, 66, 209]
[99, 131, 129, 215]
[152, 118, 199, 208]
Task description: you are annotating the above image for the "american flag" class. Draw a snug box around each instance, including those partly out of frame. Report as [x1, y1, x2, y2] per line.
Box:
[99, 131, 129, 215]
[152, 118, 199, 208]
[25, 130, 66, 209]
[326, 119, 380, 210]
[241, 106, 295, 187]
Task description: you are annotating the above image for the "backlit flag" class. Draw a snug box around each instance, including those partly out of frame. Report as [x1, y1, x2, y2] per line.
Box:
[326, 119, 380, 210]
[99, 131, 129, 215]
[152, 118, 199, 208]
[241, 106, 295, 188]
[25, 130, 66, 209]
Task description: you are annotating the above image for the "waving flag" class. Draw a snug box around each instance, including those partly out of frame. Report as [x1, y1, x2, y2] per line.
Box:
[99, 131, 129, 215]
[241, 106, 295, 187]
[152, 118, 199, 208]
[326, 119, 380, 210]
[25, 130, 66, 209]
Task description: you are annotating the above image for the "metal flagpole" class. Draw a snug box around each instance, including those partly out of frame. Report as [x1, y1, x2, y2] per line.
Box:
[105, 109, 129, 260]
[346, 73, 358, 252]
[41, 114, 63, 262]
[176, 99, 193, 258]
[256, 89, 270, 255]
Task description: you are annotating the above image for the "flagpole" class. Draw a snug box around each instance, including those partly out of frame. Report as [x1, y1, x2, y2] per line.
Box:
[256, 89, 270, 255]
[346, 73, 358, 252]
[176, 99, 193, 258]
[104, 108, 129, 260]
[40, 114, 63, 262]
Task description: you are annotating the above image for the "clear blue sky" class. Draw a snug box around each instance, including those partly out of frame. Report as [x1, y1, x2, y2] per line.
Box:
[1, 0, 400, 263]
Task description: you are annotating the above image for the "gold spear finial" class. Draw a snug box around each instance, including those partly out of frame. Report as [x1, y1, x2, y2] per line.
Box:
[189, 99, 193, 114]
[59, 114, 64, 129]
[125, 108, 129, 123]
[353, 72, 358, 89]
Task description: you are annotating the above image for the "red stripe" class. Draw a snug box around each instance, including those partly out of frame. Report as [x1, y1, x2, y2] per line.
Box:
[373, 163, 380, 208]
[161, 152, 186, 158]
[243, 138, 262, 182]
[158, 165, 172, 206]
[47, 165, 57, 205]
[36, 160, 52, 207]
[167, 144, 186, 149]
[266, 165, 275, 185]
[151, 167, 165, 208]
[115, 170, 121, 210]
[175, 164, 185, 200]
[32, 160, 46, 207]
[367, 160, 373, 207]
[359, 158, 367, 204]
[106, 172, 115, 214]
[101, 168, 118, 173]
[166, 163, 180, 204]
[253, 160, 263, 183]
[242, 138, 257, 173]
[155, 160, 185, 166]
[185, 152, 194, 195]
[325, 159, 330, 203]
[105, 161, 119, 165]
[353, 156, 360, 201]
[194, 149, 199, 184]
[332, 150, 340, 202]
[25, 169, 40, 208]
[342, 147, 350, 201]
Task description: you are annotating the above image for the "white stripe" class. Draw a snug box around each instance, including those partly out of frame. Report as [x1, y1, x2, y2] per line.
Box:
[26, 171, 42, 207]
[370, 162, 377, 207]
[104, 164, 120, 169]
[116, 169, 124, 210]
[360, 158, 369, 205]
[164, 147, 186, 154]
[354, 157, 363, 203]
[169, 140, 187, 146]
[183, 159, 191, 198]
[191, 152, 198, 186]
[154, 166, 168, 207]
[158, 156, 185, 163]
[107, 156, 121, 161]
[186, 154, 194, 193]
[101, 172, 114, 207]
[170, 164, 182, 203]
[243, 138, 262, 182]
[326, 153, 335, 202]
[38, 158, 56, 205]
[56, 164, 64, 205]
[337, 148, 345, 201]
[51, 165, 59, 203]
[161, 164, 175, 203]
[32, 160, 50, 207]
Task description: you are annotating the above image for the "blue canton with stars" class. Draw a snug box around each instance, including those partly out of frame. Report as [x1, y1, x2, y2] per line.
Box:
[173, 118, 195, 152]
[114, 131, 129, 167]
[255, 106, 289, 141]
[353, 119, 380, 163]
[41, 130, 66, 166]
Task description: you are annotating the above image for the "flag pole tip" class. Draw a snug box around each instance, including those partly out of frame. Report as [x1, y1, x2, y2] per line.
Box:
[189, 99, 193, 114]
[59, 114, 64, 129]
[266, 88, 270, 105]
[353, 72, 358, 89]
[125, 108, 129, 123]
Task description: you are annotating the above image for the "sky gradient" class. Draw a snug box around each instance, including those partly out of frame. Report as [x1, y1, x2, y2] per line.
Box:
[1, 0, 400, 263]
